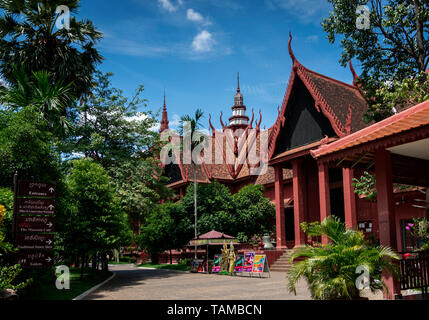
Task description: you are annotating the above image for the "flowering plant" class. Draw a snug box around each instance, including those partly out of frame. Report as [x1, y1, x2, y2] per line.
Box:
[408, 218, 429, 251]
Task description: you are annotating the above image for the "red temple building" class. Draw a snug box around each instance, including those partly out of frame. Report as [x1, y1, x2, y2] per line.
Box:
[159, 35, 429, 299]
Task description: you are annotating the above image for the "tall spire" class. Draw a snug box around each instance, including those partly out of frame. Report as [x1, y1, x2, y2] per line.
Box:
[159, 90, 169, 133]
[229, 73, 249, 130]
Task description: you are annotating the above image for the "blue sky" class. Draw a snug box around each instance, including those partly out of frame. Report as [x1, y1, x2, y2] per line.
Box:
[77, 0, 359, 130]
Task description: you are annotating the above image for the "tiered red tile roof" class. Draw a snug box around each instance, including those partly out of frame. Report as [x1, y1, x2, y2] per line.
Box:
[162, 33, 371, 189]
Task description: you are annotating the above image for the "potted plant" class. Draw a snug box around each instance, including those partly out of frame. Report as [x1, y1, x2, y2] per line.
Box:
[287, 216, 400, 300]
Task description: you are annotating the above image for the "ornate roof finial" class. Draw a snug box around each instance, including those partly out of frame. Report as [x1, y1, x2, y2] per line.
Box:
[163, 89, 166, 109]
[288, 32, 297, 64]
[349, 60, 360, 87]
[159, 90, 169, 133]
[230, 72, 248, 130]
[345, 104, 353, 135]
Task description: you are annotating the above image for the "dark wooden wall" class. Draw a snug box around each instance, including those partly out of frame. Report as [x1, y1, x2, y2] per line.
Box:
[274, 77, 336, 157]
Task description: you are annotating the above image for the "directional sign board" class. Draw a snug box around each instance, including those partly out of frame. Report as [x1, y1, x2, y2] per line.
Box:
[18, 181, 56, 198]
[16, 251, 53, 268]
[16, 216, 55, 233]
[16, 234, 54, 250]
[17, 198, 55, 216]
[13, 179, 56, 268]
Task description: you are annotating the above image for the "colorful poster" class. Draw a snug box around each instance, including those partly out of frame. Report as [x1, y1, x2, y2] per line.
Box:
[191, 259, 204, 273]
[243, 252, 255, 272]
[212, 255, 221, 273]
[234, 255, 244, 272]
[252, 255, 266, 273]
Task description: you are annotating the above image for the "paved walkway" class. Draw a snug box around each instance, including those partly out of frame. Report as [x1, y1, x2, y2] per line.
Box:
[84, 264, 311, 300]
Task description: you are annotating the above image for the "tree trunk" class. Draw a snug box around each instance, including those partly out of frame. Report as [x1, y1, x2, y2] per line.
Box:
[101, 252, 108, 272]
[414, 0, 426, 72]
[194, 163, 198, 259]
[170, 249, 173, 264]
[92, 255, 96, 271]
[80, 255, 85, 280]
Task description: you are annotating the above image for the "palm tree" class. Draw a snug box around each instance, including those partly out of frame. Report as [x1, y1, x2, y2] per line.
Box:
[287, 216, 400, 300]
[0, 0, 103, 99]
[179, 109, 205, 259]
[0, 64, 75, 137]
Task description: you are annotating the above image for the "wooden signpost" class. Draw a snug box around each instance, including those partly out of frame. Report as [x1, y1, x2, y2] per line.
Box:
[15, 234, 54, 250]
[16, 216, 55, 233]
[12, 173, 56, 268]
[17, 198, 55, 215]
[15, 251, 54, 268]
[18, 181, 56, 197]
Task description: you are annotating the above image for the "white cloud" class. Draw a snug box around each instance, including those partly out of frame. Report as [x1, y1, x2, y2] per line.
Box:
[158, 0, 183, 12]
[170, 114, 181, 128]
[125, 113, 149, 122]
[265, 0, 330, 23]
[186, 8, 211, 25]
[187, 8, 203, 22]
[304, 35, 319, 43]
[191, 30, 215, 52]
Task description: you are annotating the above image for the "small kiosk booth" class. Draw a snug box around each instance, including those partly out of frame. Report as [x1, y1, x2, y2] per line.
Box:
[188, 230, 270, 277]
[188, 230, 238, 273]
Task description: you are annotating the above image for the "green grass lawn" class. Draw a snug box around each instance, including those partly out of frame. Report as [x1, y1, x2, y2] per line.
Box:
[108, 261, 132, 265]
[137, 263, 190, 271]
[21, 267, 113, 300]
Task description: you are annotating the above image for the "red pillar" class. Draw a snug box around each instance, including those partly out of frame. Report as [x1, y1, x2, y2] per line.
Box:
[375, 149, 400, 300]
[343, 168, 357, 230]
[292, 159, 306, 246]
[274, 165, 286, 248]
[318, 162, 330, 245]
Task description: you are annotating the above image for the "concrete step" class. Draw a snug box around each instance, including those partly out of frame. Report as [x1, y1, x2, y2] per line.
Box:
[270, 268, 292, 272]
[272, 262, 292, 265]
[269, 249, 295, 272]
[272, 263, 291, 267]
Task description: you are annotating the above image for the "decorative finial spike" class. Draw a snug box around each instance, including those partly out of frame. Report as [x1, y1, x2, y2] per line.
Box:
[237, 72, 240, 93]
[349, 60, 360, 87]
[288, 32, 297, 64]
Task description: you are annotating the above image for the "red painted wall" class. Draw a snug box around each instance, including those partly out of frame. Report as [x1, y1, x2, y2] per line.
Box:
[356, 191, 426, 251]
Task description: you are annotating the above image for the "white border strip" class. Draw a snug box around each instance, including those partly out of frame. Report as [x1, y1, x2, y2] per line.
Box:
[72, 272, 116, 300]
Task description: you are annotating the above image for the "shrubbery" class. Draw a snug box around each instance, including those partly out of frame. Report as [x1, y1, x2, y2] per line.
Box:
[139, 181, 275, 260]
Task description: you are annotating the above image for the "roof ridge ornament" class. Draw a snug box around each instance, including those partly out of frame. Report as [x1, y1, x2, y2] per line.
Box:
[345, 104, 353, 135]
[288, 32, 298, 65]
[349, 60, 360, 87]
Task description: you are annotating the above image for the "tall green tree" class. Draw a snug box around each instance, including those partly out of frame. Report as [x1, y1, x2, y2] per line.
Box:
[0, 65, 75, 137]
[64, 71, 158, 168]
[181, 181, 236, 236]
[0, 65, 75, 188]
[139, 202, 192, 264]
[65, 158, 132, 274]
[0, 0, 103, 99]
[0, 108, 61, 188]
[233, 184, 275, 241]
[179, 109, 205, 258]
[322, 0, 429, 121]
[109, 159, 172, 234]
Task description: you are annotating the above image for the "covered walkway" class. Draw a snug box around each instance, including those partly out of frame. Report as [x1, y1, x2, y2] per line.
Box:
[311, 99, 429, 299]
